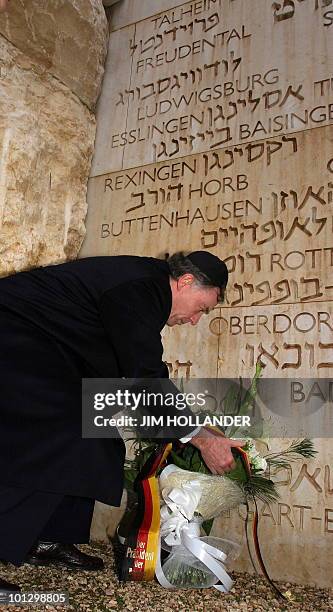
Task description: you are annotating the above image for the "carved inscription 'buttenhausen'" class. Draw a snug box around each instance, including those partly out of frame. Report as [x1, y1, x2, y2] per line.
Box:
[88, 127, 333, 307]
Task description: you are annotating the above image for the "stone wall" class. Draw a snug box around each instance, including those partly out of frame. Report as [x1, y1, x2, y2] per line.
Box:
[0, 0, 108, 275]
[81, 0, 333, 587]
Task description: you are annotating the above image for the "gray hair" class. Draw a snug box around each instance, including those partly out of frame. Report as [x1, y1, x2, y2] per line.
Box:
[167, 251, 225, 301]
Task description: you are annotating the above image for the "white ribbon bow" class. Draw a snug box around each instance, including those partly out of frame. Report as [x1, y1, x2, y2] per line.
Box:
[156, 469, 234, 592]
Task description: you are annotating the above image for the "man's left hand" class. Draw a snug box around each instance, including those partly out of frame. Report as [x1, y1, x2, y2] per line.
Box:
[189, 427, 244, 474]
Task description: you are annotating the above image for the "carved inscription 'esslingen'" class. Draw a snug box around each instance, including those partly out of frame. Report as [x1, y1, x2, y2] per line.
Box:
[111, 104, 333, 155]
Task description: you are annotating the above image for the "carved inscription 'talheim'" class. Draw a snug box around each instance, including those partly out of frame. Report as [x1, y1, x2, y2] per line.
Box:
[91, 0, 333, 174]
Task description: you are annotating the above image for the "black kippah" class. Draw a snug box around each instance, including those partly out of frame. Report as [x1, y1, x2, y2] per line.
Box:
[187, 251, 228, 293]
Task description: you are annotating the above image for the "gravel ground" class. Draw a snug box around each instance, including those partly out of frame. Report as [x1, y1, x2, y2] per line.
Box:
[1, 542, 332, 612]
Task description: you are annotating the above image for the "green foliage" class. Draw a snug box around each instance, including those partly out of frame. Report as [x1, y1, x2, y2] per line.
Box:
[169, 447, 210, 474]
[224, 362, 263, 438]
[202, 518, 214, 536]
[227, 453, 250, 484]
[243, 475, 280, 504]
[265, 439, 317, 469]
[123, 370, 317, 524]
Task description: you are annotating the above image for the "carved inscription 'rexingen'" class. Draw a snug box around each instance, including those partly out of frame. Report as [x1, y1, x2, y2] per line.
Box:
[91, 125, 333, 310]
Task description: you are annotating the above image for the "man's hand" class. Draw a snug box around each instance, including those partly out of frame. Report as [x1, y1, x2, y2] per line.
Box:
[189, 427, 244, 474]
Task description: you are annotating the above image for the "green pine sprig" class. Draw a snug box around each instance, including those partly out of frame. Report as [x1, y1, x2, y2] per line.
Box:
[265, 439, 317, 469]
[243, 475, 280, 504]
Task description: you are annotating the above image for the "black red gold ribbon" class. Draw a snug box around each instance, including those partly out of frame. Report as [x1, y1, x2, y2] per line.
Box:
[120, 443, 172, 581]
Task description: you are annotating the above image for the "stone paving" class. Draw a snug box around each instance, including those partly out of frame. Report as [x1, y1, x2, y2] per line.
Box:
[1, 542, 332, 611]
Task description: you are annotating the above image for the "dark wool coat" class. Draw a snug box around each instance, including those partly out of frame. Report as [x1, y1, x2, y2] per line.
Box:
[0, 256, 194, 505]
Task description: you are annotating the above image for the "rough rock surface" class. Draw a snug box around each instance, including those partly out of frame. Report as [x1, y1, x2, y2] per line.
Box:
[0, 0, 108, 109]
[0, 1, 108, 275]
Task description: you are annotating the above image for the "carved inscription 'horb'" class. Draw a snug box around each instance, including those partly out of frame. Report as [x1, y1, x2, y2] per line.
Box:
[87, 125, 333, 310]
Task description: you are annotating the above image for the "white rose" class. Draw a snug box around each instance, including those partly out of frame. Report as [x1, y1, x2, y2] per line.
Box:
[253, 456, 267, 473]
[247, 442, 259, 460]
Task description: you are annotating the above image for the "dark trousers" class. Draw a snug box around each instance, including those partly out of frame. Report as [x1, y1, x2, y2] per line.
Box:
[0, 485, 95, 565]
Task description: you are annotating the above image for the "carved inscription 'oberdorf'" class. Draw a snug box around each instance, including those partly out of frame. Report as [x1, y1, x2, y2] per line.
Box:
[216, 304, 333, 375]
[161, 302, 333, 376]
[86, 125, 333, 309]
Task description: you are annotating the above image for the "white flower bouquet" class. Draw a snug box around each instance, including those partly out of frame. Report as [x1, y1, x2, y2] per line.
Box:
[153, 437, 316, 591]
[120, 366, 317, 595]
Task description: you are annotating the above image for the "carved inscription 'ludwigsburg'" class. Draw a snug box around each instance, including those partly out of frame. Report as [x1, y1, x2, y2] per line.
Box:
[96, 0, 333, 170]
[89, 0, 333, 174]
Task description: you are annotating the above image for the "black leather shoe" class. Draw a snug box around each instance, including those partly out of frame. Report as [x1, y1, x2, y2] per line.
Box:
[0, 576, 20, 593]
[26, 542, 104, 571]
